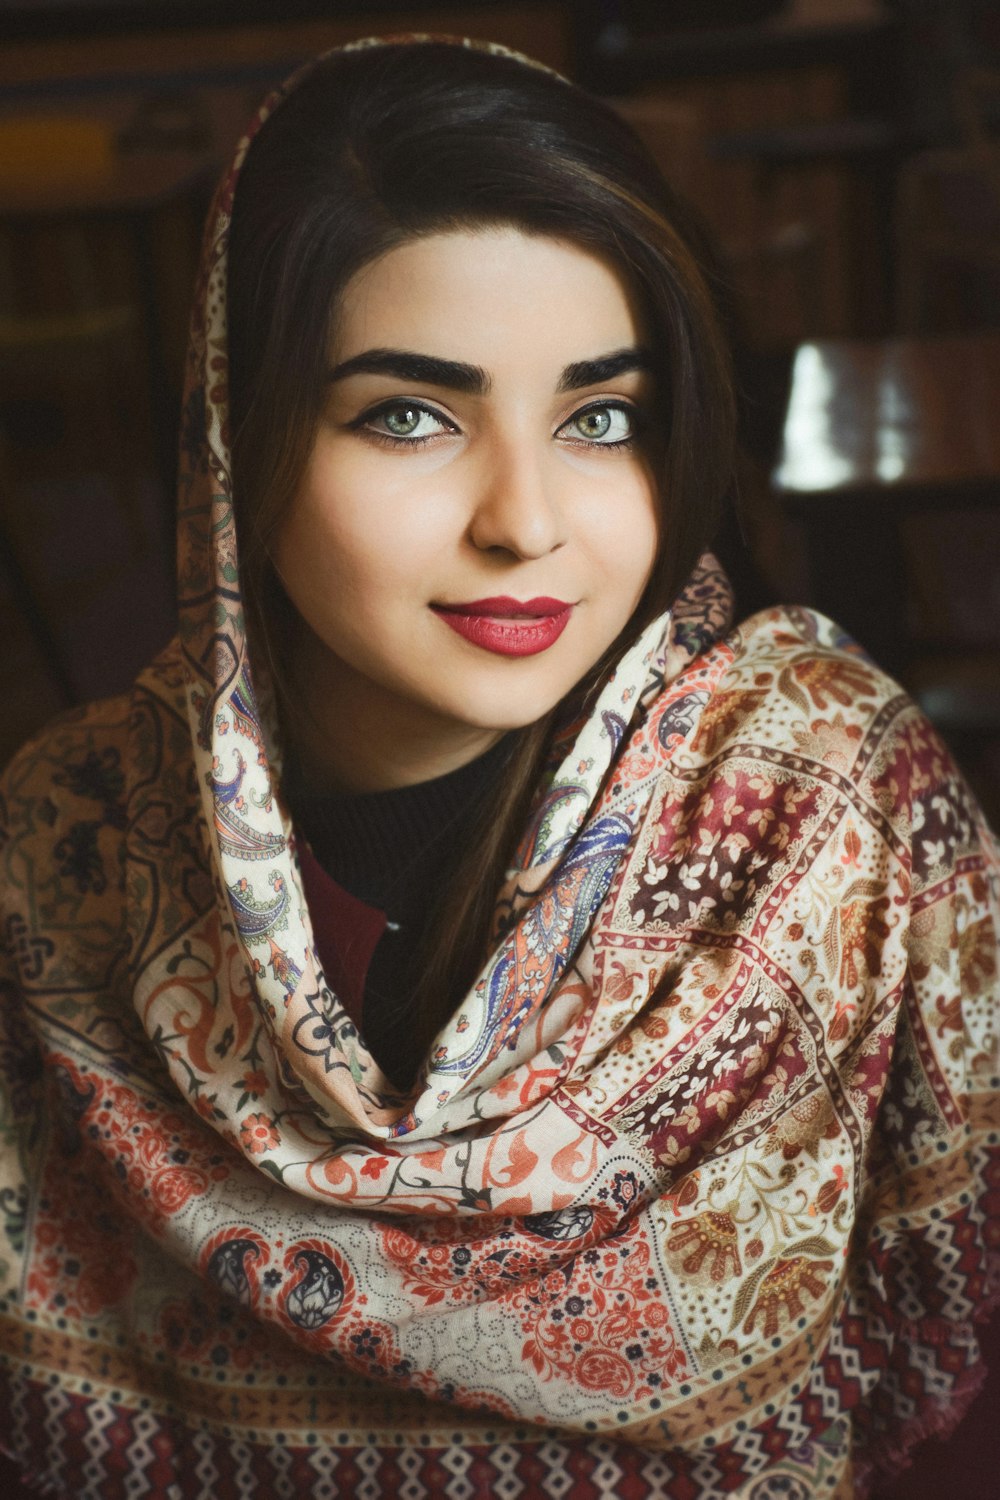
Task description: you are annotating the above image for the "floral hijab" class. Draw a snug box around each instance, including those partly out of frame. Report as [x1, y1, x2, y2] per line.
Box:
[0, 37, 997, 1500]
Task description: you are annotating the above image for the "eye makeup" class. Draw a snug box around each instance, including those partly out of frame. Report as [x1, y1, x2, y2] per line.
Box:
[347, 398, 459, 448]
[346, 395, 647, 452]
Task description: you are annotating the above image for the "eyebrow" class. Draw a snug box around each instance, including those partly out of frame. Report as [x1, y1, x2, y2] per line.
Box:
[557, 348, 654, 391]
[328, 349, 489, 393]
[326, 345, 654, 395]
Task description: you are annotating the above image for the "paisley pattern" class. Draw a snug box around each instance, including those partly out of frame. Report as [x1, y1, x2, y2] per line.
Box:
[0, 36, 998, 1500]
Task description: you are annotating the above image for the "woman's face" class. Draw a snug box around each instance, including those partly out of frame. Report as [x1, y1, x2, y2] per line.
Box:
[275, 226, 661, 791]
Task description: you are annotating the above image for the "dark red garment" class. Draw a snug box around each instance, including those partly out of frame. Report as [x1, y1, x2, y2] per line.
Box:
[870, 1310, 1000, 1499]
[296, 836, 386, 1031]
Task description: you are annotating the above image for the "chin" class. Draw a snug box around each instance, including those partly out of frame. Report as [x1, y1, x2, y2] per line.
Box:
[430, 678, 577, 735]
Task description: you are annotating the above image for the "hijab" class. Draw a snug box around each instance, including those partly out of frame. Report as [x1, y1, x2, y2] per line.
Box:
[1, 37, 997, 1500]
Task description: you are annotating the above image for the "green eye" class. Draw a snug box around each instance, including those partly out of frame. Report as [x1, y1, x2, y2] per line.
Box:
[576, 409, 612, 439]
[361, 401, 454, 443]
[382, 404, 422, 436]
[564, 404, 634, 445]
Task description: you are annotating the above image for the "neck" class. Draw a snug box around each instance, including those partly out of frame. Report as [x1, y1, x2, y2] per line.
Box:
[283, 624, 507, 795]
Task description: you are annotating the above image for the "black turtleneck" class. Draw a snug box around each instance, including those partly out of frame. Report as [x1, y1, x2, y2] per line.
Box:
[287, 733, 515, 1083]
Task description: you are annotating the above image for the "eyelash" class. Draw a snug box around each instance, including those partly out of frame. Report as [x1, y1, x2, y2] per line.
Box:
[350, 398, 641, 451]
[350, 401, 458, 449]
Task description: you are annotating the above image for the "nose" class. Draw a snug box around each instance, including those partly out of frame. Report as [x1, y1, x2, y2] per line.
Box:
[467, 433, 567, 560]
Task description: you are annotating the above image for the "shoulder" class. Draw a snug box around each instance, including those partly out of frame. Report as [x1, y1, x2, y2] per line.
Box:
[2, 692, 133, 844]
[2, 643, 190, 821]
[688, 605, 945, 796]
[0, 643, 194, 954]
[708, 604, 906, 734]
[655, 604, 996, 876]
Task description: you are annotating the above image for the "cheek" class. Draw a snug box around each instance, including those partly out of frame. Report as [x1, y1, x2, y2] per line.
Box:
[588, 479, 660, 594]
[275, 475, 394, 609]
[280, 443, 453, 597]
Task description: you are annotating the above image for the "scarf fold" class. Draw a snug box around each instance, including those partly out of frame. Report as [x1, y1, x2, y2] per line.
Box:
[1, 36, 998, 1500]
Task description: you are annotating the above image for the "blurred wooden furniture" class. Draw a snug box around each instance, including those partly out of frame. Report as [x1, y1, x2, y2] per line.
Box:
[772, 333, 1000, 759]
[774, 334, 1000, 503]
[613, 90, 830, 344]
[894, 20, 1000, 337]
[576, 2, 895, 91]
[0, 430, 75, 703]
[955, 63, 1000, 146]
[608, 95, 704, 200]
[0, 113, 209, 711]
[0, 116, 213, 502]
[710, 114, 899, 336]
[896, 145, 1000, 333]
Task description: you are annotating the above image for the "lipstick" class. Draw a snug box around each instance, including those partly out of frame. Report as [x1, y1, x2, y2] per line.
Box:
[432, 596, 573, 658]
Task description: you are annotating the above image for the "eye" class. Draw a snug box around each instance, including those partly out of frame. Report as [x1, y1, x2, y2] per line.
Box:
[559, 402, 636, 447]
[360, 400, 456, 444]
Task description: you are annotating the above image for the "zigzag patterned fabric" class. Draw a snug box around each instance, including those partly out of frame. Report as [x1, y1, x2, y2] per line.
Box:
[1, 37, 998, 1500]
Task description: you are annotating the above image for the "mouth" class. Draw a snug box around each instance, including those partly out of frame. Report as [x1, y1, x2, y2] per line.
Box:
[431, 596, 574, 657]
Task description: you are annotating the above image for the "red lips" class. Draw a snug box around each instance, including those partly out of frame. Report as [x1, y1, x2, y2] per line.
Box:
[436, 596, 571, 617]
[431, 596, 573, 656]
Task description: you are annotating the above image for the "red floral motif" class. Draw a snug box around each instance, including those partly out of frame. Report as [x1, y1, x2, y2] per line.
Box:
[378, 1208, 617, 1310]
[57, 1061, 227, 1239]
[743, 1255, 834, 1338]
[666, 1210, 741, 1282]
[828, 999, 856, 1044]
[377, 1214, 686, 1397]
[239, 1112, 279, 1155]
[156, 1288, 266, 1373]
[816, 1165, 848, 1215]
[691, 688, 769, 758]
[661, 1173, 700, 1217]
[26, 1156, 138, 1317]
[788, 655, 876, 710]
[236, 1068, 270, 1099]
[575, 1347, 634, 1398]
[838, 894, 891, 988]
[958, 914, 997, 996]
[381, 1219, 551, 1309]
[515, 1224, 686, 1396]
[934, 992, 963, 1036]
[841, 822, 863, 868]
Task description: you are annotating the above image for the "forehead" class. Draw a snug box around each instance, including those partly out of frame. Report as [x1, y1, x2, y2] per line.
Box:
[331, 226, 647, 364]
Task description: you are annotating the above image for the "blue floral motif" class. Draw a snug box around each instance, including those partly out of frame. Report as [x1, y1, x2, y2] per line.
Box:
[436, 812, 633, 1076]
[227, 869, 289, 942]
[556, 812, 633, 958]
[601, 710, 626, 752]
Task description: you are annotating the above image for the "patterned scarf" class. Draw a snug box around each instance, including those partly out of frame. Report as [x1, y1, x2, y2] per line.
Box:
[1, 39, 998, 1500]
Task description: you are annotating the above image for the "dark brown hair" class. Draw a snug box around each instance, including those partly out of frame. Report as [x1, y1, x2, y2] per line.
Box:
[227, 41, 736, 1072]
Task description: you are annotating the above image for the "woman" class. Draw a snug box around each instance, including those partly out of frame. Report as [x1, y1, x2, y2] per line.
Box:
[0, 37, 996, 1500]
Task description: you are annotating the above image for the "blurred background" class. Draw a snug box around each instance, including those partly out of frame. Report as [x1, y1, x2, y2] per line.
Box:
[1, 0, 998, 824]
